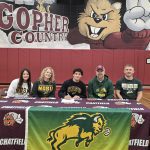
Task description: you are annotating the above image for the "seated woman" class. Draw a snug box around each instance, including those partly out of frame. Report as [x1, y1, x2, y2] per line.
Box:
[7, 68, 33, 98]
[32, 67, 56, 98]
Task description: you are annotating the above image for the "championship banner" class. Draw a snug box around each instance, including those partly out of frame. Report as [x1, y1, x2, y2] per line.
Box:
[25, 107, 131, 150]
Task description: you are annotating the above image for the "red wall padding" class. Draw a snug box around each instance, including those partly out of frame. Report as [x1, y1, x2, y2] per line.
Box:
[0, 48, 150, 85]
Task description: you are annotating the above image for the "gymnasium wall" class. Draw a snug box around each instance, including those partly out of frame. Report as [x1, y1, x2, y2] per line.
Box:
[0, 48, 150, 85]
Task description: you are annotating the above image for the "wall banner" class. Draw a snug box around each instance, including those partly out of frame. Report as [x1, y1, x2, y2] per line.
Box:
[0, 0, 149, 50]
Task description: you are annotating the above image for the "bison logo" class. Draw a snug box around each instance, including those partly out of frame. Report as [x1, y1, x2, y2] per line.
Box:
[47, 113, 106, 150]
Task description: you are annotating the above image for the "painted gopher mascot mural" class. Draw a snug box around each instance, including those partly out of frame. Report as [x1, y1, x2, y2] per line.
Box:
[67, 0, 150, 49]
[47, 113, 106, 150]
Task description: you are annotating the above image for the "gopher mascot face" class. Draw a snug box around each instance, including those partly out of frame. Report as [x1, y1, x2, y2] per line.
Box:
[78, 0, 121, 40]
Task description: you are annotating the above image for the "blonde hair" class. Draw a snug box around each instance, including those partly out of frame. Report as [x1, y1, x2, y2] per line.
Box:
[39, 67, 55, 82]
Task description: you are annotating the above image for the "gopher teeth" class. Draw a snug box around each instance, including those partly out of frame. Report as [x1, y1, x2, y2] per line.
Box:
[90, 26, 101, 37]
[91, 34, 99, 38]
[90, 26, 101, 34]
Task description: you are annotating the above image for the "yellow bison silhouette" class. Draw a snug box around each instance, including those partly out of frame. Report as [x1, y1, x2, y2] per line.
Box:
[47, 113, 106, 150]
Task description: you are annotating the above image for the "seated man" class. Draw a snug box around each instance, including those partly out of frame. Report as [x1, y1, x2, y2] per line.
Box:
[88, 65, 114, 99]
[115, 64, 143, 101]
[58, 68, 87, 100]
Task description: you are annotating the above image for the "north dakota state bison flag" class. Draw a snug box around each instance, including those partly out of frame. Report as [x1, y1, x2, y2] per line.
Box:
[25, 107, 131, 150]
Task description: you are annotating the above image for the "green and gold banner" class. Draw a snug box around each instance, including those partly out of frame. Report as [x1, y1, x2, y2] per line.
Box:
[25, 107, 131, 150]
